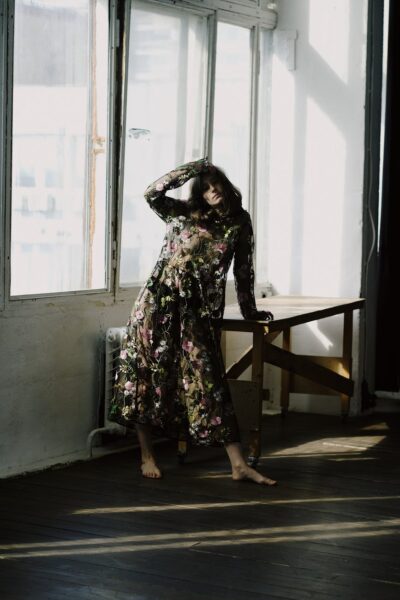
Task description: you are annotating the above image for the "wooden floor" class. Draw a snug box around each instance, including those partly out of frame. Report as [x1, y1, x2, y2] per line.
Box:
[1, 412, 400, 600]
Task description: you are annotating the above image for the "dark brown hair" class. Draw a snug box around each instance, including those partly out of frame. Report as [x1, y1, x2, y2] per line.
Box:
[187, 165, 243, 220]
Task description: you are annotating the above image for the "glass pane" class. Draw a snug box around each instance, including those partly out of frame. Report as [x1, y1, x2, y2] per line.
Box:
[120, 0, 208, 286]
[11, 0, 109, 295]
[212, 22, 252, 210]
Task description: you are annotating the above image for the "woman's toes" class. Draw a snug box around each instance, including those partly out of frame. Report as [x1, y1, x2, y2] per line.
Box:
[140, 459, 162, 479]
[232, 465, 276, 486]
[262, 476, 277, 486]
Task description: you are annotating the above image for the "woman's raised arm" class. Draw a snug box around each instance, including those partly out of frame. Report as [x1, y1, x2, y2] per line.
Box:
[144, 157, 209, 222]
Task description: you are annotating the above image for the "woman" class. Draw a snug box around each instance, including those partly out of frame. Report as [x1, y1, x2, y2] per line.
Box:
[109, 157, 277, 485]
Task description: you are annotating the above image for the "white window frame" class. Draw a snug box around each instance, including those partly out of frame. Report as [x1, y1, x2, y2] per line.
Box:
[0, 0, 119, 308]
[114, 0, 215, 298]
[115, 0, 275, 301]
[0, 0, 277, 309]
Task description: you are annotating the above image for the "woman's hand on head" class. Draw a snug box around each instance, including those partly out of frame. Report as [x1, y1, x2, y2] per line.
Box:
[201, 156, 216, 174]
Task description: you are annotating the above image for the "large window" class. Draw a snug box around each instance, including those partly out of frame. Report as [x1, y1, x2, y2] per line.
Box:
[10, 0, 109, 296]
[119, 1, 208, 285]
[212, 22, 252, 210]
[4, 0, 276, 297]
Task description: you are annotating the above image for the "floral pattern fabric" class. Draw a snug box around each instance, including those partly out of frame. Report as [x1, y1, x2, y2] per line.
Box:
[108, 158, 262, 446]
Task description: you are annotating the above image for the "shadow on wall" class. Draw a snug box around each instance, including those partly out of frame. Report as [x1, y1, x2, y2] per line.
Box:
[253, 0, 367, 414]
[263, 0, 366, 299]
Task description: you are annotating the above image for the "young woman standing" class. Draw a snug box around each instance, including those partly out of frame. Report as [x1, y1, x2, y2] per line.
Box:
[109, 157, 276, 486]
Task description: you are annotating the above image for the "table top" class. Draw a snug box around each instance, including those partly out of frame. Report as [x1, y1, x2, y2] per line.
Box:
[222, 295, 365, 332]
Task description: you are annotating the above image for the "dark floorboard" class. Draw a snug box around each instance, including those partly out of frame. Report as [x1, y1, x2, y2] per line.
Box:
[1, 412, 400, 600]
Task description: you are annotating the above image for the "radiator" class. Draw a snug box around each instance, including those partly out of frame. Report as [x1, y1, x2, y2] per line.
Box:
[104, 326, 128, 424]
[87, 326, 128, 457]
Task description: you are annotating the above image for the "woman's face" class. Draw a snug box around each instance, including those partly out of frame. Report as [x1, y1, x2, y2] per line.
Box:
[202, 178, 223, 207]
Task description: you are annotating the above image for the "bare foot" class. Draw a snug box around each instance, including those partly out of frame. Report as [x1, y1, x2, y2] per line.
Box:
[140, 457, 162, 479]
[232, 464, 277, 486]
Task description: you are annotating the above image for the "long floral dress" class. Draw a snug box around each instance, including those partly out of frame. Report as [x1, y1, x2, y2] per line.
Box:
[108, 158, 264, 446]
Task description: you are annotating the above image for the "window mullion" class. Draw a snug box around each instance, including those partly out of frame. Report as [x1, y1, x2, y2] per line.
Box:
[204, 10, 217, 159]
[175, 16, 189, 166]
[83, 0, 95, 290]
[249, 23, 260, 276]
[2, 0, 14, 308]
[110, 0, 130, 299]
[0, 3, 6, 310]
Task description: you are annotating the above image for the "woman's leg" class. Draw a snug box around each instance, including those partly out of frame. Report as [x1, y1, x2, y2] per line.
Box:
[224, 442, 277, 486]
[135, 423, 162, 478]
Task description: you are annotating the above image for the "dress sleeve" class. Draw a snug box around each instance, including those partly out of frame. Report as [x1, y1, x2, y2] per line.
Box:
[233, 212, 259, 319]
[144, 157, 209, 222]
[233, 214, 274, 321]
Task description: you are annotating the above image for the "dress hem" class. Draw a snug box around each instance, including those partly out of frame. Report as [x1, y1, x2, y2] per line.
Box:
[108, 415, 241, 448]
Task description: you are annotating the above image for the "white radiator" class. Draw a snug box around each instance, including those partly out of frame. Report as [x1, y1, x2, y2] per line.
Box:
[87, 326, 128, 457]
[104, 326, 128, 424]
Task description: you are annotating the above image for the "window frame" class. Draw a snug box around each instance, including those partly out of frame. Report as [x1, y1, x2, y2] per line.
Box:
[0, 0, 276, 307]
[114, 0, 215, 298]
[1, 0, 118, 306]
[116, 2, 264, 296]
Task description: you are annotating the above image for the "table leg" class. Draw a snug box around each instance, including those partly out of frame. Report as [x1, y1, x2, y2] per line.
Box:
[247, 324, 265, 466]
[280, 328, 291, 417]
[340, 310, 353, 419]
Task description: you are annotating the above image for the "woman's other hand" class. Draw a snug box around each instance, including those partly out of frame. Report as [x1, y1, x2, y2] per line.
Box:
[243, 309, 274, 322]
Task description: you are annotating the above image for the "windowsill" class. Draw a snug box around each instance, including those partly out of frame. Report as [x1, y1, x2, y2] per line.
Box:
[1, 280, 272, 316]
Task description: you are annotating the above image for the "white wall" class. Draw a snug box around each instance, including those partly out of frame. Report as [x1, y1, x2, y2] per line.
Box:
[0, 294, 133, 478]
[227, 0, 368, 415]
[267, 0, 367, 299]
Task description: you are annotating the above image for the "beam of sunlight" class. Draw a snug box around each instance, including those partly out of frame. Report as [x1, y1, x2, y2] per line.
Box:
[70, 495, 400, 516]
[306, 321, 334, 351]
[361, 422, 390, 431]
[308, 0, 349, 83]
[322, 439, 386, 450]
[329, 457, 377, 462]
[267, 435, 386, 457]
[369, 579, 400, 588]
[4, 517, 399, 548]
[1, 518, 399, 559]
[73, 500, 267, 514]
[265, 451, 364, 458]
[302, 97, 346, 295]
[1, 529, 397, 560]
[322, 441, 369, 450]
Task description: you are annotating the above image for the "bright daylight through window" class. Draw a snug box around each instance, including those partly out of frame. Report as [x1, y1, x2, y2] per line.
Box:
[119, 0, 208, 286]
[212, 21, 252, 211]
[10, 0, 109, 296]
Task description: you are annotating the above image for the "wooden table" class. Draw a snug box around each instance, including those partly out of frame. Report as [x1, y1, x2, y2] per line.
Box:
[221, 296, 365, 465]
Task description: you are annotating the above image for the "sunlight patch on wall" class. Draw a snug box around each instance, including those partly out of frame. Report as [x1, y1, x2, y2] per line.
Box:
[302, 97, 346, 295]
[306, 321, 334, 351]
[267, 54, 295, 293]
[308, 0, 349, 84]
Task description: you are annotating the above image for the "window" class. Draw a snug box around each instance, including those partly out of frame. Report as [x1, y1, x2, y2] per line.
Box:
[119, 0, 209, 286]
[10, 0, 109, 296]
[212, 21, 252, 210]
[4, 0, 276, 297]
